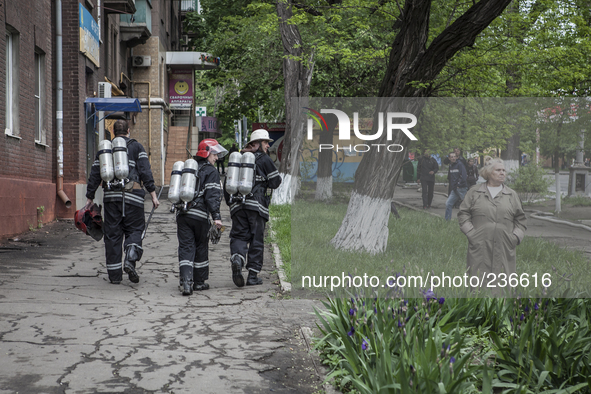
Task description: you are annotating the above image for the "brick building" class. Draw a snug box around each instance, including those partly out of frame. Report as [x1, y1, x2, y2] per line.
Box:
[0, 0, 55, 237]
[0, 0, 218, 238]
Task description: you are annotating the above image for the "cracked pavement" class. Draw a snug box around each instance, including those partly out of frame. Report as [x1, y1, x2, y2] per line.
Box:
[0, 201, 326, 394]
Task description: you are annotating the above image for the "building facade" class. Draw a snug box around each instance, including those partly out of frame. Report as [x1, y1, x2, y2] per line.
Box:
[0, 0, 216, 238]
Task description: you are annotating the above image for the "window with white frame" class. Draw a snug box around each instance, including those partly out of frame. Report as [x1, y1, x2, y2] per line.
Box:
[5, 31, 13, 134]
[5, 27, 19, 136]
[34, 50, 46, 144]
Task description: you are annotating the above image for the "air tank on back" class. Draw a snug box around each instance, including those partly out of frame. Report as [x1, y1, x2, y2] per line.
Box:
[98, 140, 114, 183]
[238, 152, 255, 195]
[168, 161, 185, 204]
[112, 137, 129, 180]
[225, 152, 242, 195]
[179, 159, 199, 203]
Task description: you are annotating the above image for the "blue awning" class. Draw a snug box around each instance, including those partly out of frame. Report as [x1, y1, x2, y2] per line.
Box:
[85, 97, 142, 113]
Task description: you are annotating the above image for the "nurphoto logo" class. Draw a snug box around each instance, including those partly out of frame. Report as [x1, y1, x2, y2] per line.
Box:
[304, 108, 418, 153]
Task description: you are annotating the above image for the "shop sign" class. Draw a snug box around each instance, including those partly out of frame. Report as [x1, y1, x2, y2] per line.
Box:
[79, 4, 100, 67]
[200, 116, 219, 133]
[169, 69, 193, 109]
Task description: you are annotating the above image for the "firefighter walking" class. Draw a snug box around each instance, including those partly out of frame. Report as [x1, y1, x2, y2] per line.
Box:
[224, 129, 282, 287]
[173, 139, 226, 295]
[86, 119, 160, 284]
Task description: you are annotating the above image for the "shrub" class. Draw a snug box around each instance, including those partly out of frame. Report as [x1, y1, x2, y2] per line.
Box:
[508, 163, 553, 202]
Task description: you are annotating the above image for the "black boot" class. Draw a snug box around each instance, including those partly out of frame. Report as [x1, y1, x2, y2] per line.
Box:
[246, 270, 263, 286]
[123, 260, 140, 283]
[180, 275, 193, 296]
[231, 254, 245, 287]
[193, 282, 210, 291]
[179, 267, 193, 295]
[123, 244, 143, 284]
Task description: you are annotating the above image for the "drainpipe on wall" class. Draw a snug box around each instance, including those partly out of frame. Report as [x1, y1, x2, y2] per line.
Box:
[161, 109, 164, 186]
[56, 0, 72, 208]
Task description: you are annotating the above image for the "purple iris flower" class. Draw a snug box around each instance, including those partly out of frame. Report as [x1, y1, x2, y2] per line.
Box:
[347, 327, 355, 336]
[349, 308, 355, 316]
[362, 339, 368, 350]
[534, 303, 539, 310]
[438, 297, 445, 305]
[423, 289, 436, 301]
[450, 356, 456, 364]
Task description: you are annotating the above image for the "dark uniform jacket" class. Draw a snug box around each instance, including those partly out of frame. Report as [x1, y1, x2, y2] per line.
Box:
[224, 151, 281, 221]
[417, 156, 439, 182]
[86, 137, 156, 208]
[182, 160, 221, 222]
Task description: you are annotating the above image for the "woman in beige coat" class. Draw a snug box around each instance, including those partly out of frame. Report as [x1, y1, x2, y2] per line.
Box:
[458, 159, 527, 287]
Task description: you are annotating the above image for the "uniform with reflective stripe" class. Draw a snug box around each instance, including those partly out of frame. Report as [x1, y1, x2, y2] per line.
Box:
[86, 137, 156, 283]
[224, 150, 282, 274]
[176, 160, 222, 284]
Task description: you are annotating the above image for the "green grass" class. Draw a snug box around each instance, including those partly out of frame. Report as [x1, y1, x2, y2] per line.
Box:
[268, 204, 292, 282]
[290, 200, 591, 297]
[563, 195, 591, 207]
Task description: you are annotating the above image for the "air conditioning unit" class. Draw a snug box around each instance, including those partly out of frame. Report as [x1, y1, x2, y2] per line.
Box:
[132, 55, 152, 67]
[98, 82, 112, 98]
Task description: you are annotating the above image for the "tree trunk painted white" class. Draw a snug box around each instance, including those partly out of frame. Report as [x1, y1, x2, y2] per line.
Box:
[275, 0, 314, 206]
[555, 171, 561, 213]
[315, 176, 332, 201]
[331, 191, 391, 255]
[330, 0, 512, 254]
[504, 159, 519, 177]
[271, 173, 300, 205]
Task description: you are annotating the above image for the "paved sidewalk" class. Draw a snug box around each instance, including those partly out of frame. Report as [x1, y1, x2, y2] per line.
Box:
[0, 200, 326, 393]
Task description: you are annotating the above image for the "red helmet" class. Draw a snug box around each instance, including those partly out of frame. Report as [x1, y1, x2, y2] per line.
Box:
[196, 139, 228, 158]
[75, 203, 104, 242]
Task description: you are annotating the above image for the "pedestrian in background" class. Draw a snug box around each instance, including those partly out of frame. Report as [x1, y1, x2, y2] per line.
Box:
[216, 154, 226, 175]
[86, 119, 160, 285]
[444, 151, 467, 221]
[466, 157, 479, 189]
[443, 147, 467, 207]
[458, 158, 527, 290]
[417, 149, 439, 209]
[176, 139, 226, 295]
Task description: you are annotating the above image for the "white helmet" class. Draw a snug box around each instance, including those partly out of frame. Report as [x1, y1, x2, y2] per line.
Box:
[249, 129, 274, 144]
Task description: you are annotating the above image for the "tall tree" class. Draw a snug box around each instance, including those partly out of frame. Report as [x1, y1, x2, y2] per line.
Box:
[272, 0, 315, 204]
[331, 0, 513, 254]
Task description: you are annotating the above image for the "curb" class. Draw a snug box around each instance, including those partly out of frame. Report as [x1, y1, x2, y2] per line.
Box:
[268, 220, 292, 292]
[528, 211, 591, 233]
[392, 200, 442, 218]
[299, 326, 338, 394]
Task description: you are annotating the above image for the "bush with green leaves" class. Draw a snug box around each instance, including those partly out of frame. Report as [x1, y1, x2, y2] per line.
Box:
[508, 163, 553, 202]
